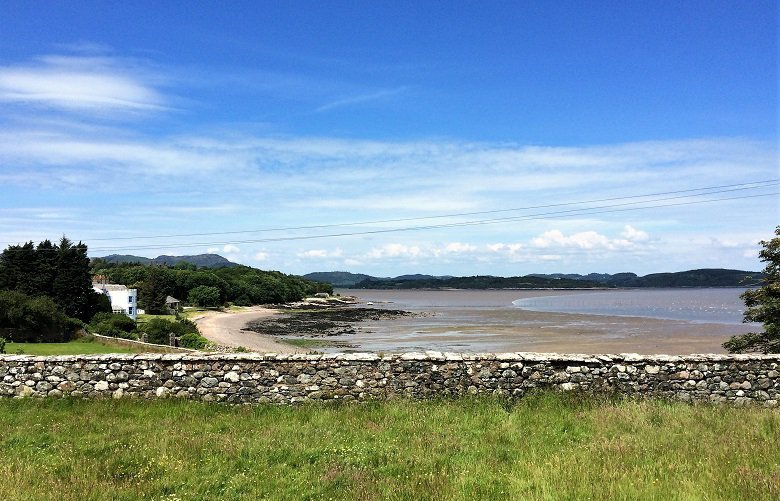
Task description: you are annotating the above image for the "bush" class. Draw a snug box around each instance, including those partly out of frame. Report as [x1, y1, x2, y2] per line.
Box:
[180, 332, 209, 349]
[89, 312, 136, 338]
[142, 318, 198, 345]
[0, 290, 78, 342]
[0, 337, 5, 354]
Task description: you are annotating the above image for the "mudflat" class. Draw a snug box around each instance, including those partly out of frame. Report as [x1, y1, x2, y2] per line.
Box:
[314, 288, 757, 355]
[197, 289, 757, 355]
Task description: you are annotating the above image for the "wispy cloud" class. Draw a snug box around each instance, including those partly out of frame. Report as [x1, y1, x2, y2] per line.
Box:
[0, 54, 167, 114]
[315, 86, 407, 112]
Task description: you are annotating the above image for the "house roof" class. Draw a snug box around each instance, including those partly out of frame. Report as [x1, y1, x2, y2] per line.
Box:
[165, 296, 181, 304]
[93, 283, 130, 292]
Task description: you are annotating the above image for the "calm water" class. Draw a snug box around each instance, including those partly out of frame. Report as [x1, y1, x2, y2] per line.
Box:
[512, 288, 751, 325]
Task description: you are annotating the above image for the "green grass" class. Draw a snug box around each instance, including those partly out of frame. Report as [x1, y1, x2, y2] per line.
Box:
[281, 338, 335, 349]
[0, 393, 778, 500]
[3, 337, 140, 355]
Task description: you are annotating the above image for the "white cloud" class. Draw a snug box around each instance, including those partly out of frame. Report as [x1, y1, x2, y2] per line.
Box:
[531, 228, 650, 251]
[206, 247, 220, 253]
[253, 251, 269, 261]
[222, 244, 240, 254]
[0, 55, 167, 113]
[366, 243, 423, 259]
[621, 225, 649, 242]
[297, 248, 343, 259]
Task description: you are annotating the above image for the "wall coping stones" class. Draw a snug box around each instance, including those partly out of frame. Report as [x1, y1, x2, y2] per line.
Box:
[2, 352, 779, 364]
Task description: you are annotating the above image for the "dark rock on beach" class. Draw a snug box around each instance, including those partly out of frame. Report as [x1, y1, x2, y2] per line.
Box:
[245, 307, 415, 338]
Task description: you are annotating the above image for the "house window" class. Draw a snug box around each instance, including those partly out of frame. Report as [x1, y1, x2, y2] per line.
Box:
[128, 307, 134, 315]
[129, 296, 134, 303]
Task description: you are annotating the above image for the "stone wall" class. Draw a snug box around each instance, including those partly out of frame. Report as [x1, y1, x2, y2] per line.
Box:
[1, 352, 778, 406]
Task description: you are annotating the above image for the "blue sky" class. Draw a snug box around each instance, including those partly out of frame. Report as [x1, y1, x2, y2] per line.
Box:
[0, 1, 777, 276]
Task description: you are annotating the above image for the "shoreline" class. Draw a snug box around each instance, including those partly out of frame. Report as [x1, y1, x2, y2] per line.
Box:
[194, 288, 756, 356]
[194, 306, 307, 354]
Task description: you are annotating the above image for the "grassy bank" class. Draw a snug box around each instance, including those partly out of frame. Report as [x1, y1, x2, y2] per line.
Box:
[0, 394, 778, 499]
[3, 337, 142, 356]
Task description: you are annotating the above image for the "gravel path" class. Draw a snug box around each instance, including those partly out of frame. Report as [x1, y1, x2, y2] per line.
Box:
[194, 307, 307, 354]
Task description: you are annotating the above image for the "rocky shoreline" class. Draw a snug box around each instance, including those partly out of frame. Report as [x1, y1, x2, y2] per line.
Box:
[244, 304, 416, 340]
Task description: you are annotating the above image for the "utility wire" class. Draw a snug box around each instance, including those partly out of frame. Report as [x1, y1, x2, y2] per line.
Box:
[2, 181, 777, 252]
[81, 190, 779, 252]
[57, 179, 780, 242]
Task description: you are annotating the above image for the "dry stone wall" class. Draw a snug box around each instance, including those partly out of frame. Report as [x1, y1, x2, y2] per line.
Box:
[1, 352, 779, 406]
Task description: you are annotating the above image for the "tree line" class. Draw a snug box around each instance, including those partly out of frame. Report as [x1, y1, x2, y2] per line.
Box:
[90, 259, 332, 315]
[0, 237, 111, 342]
[1, 237, 332, 344]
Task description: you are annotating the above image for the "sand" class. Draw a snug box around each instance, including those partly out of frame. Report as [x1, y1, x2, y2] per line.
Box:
[193, 307, 306, 354]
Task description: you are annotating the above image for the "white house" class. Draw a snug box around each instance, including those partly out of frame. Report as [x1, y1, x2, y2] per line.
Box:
[92, 283, 138, 321]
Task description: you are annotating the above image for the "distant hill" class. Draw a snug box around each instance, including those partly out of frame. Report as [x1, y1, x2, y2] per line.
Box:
[303, 271, 452, 287]
[530, 269, 761, 288]
[97, 253, 239, 269]
[303, 271, 380, 287]
[307, 268, 762, 289]
[353, 275, 604, 290]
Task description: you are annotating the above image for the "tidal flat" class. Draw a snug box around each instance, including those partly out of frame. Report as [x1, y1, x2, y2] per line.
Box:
[249, 289, 757, 355]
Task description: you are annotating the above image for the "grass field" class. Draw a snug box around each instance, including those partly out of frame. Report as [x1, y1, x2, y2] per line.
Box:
[3, 337, 142, 356]
[0, 393, 777, 500]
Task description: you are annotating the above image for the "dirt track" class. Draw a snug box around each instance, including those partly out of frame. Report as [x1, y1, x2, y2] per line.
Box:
[194, 307, 307, 354]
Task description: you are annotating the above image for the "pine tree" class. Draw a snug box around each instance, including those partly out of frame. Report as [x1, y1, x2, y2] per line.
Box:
[51, 237, 93, 321]
[138, 266, 174, 314]
[0, 241, 36, 294]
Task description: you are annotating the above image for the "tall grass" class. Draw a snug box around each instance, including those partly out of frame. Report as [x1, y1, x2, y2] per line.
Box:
[0, 394, 777, 499]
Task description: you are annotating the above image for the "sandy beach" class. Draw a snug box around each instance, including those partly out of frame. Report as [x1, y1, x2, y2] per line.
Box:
[194, 307, 306, 354]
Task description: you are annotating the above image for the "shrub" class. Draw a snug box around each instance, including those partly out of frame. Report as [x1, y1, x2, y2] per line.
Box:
[0, 337, 5, 354]
[0, 290, 78, 342]
[89, 312, 136, 338]
[179, 332, 209, 349]
[142, 318, 197, 345]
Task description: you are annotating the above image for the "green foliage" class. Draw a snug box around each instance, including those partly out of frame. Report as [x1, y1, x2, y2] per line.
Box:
[137, 266, 174, 314]
[90, 261, 332, 307]
[187, 285, 221, 307]
[89, 312, 137, 339]
[0, 337, 5, 354]
[179, 332, 209, 349]
[0, 237, 102, 322]
[87, 291, 112, 318]
[0, 290, 79, 342]
[142, 317, 199, 345]
[724, 226, 780, 353]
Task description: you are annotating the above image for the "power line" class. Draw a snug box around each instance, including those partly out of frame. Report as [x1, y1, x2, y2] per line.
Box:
[82, 190, 778, 252]
[55, 178, 780, 242]
[2, 181, 777, 253]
